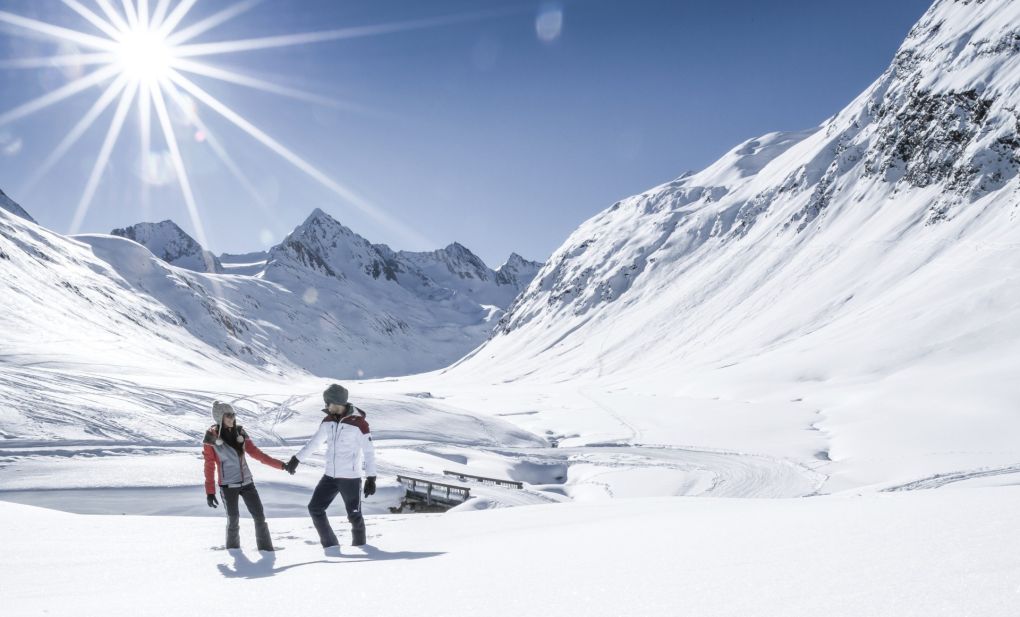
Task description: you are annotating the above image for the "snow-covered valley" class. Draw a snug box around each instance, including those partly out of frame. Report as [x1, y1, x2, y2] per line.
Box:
[3, 0, 1020, 614]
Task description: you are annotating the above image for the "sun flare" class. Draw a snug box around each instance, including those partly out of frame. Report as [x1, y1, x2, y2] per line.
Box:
[0, 1, 504, 249]
[116, 26, 175, 82]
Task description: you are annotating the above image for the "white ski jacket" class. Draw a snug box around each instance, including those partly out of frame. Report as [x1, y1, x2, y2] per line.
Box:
[295, 407, 377, 479]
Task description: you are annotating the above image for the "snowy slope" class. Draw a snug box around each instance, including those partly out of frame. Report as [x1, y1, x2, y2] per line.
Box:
[495, 252, 543, 289]
[441, 0, 1020, 490]
[3, 487, 1019, 617]
[0, 201, 540, 386]
[219, 250, 268, 276]
[111, 220, 224, 273]
[396, 243, 542, 308]
[0, 187, 33, 222]
[87, 209, 544, 377]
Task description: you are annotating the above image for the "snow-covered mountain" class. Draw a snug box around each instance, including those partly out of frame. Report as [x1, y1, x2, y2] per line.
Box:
[114, 209, 541, 309]
[219, 250, 268, 276]
[444, 0, 1020, 488]
[111, 220, 223, 273]
[494, 253, 543, 290]
[1, 197, 542, 389]
[394, 244, 543, 308]
[0, 187, 33, 223]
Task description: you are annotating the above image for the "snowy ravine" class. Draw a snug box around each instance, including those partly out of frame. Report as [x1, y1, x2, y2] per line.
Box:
[440, 0, 1020, 493]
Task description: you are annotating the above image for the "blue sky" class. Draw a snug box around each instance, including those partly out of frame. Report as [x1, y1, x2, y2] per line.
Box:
[0, 0, 932, 266]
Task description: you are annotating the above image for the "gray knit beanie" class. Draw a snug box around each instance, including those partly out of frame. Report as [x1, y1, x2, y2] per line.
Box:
[212, 401, 235, 424]
[323, 384, 349, 406]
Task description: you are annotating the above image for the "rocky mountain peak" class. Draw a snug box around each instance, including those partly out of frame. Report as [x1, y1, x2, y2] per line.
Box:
[486, 0, 1020, 343]
[110, 220, 222, 273]
[496, 253, 543, 288]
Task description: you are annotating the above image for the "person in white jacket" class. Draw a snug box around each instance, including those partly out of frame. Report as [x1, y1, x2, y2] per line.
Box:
[285, 384, 377, 547]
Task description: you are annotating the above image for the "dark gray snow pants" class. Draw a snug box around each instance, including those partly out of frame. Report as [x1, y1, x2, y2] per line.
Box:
[308, 475, 365, 547]
[220, 483, 273, 551]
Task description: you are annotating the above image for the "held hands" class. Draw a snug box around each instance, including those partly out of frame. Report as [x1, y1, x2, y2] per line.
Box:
[364, 476, 376, 497]
[207, 494, 218, 508]
[284, 456, 299, 475]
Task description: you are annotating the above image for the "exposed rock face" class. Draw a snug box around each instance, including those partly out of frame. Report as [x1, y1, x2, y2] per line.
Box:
[471, 0, 1020, 373]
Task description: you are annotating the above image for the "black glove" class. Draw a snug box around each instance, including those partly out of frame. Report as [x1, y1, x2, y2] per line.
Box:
[207, 494, 218, 508]
[364, 476, 376, 497]
[284, 456, 299, 474]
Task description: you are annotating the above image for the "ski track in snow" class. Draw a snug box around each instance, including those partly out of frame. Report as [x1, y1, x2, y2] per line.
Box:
[882, 463, 1020, 492]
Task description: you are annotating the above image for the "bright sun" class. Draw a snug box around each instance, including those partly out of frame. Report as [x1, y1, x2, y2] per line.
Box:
[0, 1, 495, 251]
[116, 27, 175, 82]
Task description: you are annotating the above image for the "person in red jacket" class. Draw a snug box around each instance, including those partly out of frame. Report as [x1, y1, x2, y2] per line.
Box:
[203, 401, 291, 551]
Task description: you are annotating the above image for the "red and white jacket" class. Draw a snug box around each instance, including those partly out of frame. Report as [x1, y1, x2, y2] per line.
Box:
[294, 407, 377, 479]
[203, 425, 284, 494]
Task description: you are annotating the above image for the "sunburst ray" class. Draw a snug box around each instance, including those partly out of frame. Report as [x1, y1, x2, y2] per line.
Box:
[61, 0, 122, 40]
[0, 65, 119, 128]
[0, 10, 118, 50]
[0, 0, 508, 248]
[161, 79, 278, 221]
[170, 57, 340, 107]
[69, 82, 139, 234]
[120, 0, 140, 30]
[137, 0, 149, 30]
[150, 0, 173, 29]
[168, 70, 432, 248]
[173, 9, 517, 58]
[157, 0, 200, 37]
[150, 79, 212, 257]
[19, 74, 130, 196]
[94, 0, 131, 34]
[137, 78, 152, 217]
[166, 0, 263, 46]
[0, 52, 116, 69]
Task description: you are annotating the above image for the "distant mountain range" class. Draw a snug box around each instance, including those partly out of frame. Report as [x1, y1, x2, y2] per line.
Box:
[0, 200, 541, 379]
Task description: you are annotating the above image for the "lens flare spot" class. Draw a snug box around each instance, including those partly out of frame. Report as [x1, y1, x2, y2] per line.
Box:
[140, 149, 176, 186]
[0, 132, 23, 156]
[303, 287, 319, 304]
[536, 4, 563, 43]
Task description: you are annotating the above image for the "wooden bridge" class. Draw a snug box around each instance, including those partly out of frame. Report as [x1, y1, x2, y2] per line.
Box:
[391, 475, 472, 513]
[442, 470, 524, 490]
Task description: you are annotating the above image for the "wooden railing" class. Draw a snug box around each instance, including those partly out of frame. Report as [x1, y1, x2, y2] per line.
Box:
[443, 470, 523, 490]
[396, 475, 471, 506]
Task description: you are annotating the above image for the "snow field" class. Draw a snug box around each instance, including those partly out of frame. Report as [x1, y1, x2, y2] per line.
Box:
[3, 486, 1019, 617]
